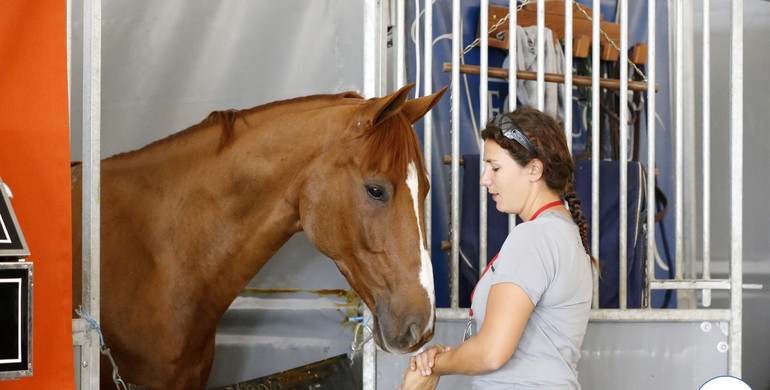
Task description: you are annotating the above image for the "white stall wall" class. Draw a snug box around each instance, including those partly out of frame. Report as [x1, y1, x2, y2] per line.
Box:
[70, 0, 364, 160]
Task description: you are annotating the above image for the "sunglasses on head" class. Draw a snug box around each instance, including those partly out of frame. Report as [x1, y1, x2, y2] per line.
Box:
[493, 114, 538, 158]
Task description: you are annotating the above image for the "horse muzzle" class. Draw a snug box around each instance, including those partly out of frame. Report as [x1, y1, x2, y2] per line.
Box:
[371, 303, 434, 354]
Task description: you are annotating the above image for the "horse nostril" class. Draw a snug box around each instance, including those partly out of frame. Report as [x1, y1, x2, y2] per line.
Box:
[408, 322, 421, 345]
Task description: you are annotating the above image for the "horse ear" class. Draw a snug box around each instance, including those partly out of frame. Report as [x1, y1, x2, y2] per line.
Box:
[355, 84, 416, 128]
[401, 85, 448, 124]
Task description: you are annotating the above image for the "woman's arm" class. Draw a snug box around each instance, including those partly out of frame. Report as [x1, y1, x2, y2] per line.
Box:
[415, 282, 534, 377]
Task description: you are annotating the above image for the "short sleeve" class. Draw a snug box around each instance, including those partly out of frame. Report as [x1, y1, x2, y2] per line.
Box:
[489, 224, 555, 306]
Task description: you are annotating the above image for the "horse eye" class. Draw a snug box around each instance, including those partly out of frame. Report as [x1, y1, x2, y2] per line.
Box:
[366, 185, 386, 201]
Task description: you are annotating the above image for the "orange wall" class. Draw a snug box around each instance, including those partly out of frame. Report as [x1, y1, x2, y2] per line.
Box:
[0, 0, 75, 388]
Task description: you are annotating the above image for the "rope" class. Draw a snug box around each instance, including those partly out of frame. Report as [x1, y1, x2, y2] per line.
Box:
[348, 315, 373, 363]
[75, 307, 105, 346]
[76, 307, 128, 390]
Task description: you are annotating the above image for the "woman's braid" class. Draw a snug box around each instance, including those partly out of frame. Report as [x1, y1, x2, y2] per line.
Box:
[562, 178, 600, 275]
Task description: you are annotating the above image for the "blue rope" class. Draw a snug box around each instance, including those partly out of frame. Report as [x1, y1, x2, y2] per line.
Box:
[75, 308, 105, 347]
[348, 315, 371, 326]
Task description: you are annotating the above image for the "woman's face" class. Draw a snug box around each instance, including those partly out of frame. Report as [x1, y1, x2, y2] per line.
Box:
[480, 139, 532, 214]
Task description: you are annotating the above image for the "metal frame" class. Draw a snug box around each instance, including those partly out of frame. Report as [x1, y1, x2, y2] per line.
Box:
[363, 0, 746, 386]
[69, 0, 102, 388]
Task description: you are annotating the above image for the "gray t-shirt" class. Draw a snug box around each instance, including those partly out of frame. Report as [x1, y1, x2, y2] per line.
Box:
[470, 211, 593, 390]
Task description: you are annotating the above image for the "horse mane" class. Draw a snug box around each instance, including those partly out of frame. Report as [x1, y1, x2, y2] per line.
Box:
[108, 93, 363, 160]
[359, 113, 429, 189]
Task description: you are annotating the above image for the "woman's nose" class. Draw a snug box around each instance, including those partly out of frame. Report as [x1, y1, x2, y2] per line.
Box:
[479, 167, 490, 186]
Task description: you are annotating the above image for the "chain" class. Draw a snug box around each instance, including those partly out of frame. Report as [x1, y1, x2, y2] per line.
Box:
[102, 346, 129, 390]
[572, 0, 647, 81]
[462, 0, 531, 55]
[461, 0, 647, 82]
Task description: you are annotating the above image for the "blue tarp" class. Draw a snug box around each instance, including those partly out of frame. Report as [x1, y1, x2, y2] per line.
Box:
[405, 0, 676, 308]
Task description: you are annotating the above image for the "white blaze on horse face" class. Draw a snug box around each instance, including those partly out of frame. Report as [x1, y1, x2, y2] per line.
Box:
[406, 162, 435, 333]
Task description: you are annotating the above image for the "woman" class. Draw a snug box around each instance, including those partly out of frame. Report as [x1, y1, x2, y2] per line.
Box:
[401, 107, 597, 389]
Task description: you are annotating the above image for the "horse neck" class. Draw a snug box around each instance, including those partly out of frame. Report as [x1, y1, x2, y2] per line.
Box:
[101, 103, 355, 303]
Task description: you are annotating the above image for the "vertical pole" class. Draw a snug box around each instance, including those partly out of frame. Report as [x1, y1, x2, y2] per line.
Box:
[563, 0, 573, 153]
[646, 0, 657, 308]
[701, 0, 712, 307]
[82, 0, 102, 388]
[413, 0, 421, 94]
[363, 0, 382, 99]
[728, 0, 743, 377]
[683, 0, 698, 286]
[535, 0, 545, 110]
[362, 2, 381, 388]
[508, 0, 518, 232]
[423, 0, 433, 254]
[590, 0, 601, 308]
[395, 0, 406, 89]
[479, 0, 489, 277]
[674, 0, 684, 281]
[450, 0, 461, 310]
[618, 0, 629, 310]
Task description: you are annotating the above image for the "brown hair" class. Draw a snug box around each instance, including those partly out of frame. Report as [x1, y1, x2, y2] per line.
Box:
[481, 106, 599, 274]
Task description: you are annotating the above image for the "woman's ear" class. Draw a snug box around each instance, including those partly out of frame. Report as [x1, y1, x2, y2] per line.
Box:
[528, 158, 544, 182]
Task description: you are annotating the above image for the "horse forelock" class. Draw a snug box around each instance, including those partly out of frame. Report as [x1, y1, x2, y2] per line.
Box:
[358, 113, 429, 190]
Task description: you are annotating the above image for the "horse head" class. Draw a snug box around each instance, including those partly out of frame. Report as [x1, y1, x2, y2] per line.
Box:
[298, 84, 446, 353]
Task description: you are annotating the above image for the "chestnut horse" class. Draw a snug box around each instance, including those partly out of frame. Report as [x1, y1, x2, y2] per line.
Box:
[72, 84, 447, 389]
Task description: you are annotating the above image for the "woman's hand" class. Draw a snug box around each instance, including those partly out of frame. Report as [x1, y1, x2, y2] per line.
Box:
[409, 344, 451, 376]
[400, 366, 440, 390]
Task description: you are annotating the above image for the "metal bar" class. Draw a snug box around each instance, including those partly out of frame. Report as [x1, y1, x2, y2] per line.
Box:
[450, 0, 461, 310]
[363, 0, 381, 98]
[396, 0, 406, 88]
[650, 280, 731, 290]
[81, 0, 102, 388]
[72, 318, 90, 346]
[645, 0, 657, 308]
[424, 0, 433, 254]
[508, 1, 517, 112]
[618, 0, 629, 310]
[479, 0, 489, 281]
[362, 306, 376, 390]
[424, 308, 735, 324]
[674, 0, 684, 281]
[684, 0, 698, 290]
[362, 3, 381, 388]
[508, 0, 518, 232]
[590, 309, 732, 322]
[728, 0, 743, 377]
[536, 0, 545, 110]
[563, 0, 572, 152]
[413, 0, 421, 94]
[590, 0, 601, 309]
[701, 0, 712, 308]
[437, 308, 472, 321]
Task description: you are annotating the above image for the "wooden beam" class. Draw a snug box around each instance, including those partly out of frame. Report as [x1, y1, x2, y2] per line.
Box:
[443, 62, 659, 93]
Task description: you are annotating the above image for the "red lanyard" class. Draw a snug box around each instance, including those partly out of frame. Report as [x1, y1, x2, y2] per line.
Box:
[528, 200, 564, 221]
[469, 200, 563, 316]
